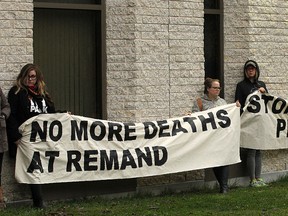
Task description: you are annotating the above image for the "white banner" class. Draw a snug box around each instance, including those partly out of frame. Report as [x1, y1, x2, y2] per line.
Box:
[240, 92, 288, 150]
[15, 103, 241, 184]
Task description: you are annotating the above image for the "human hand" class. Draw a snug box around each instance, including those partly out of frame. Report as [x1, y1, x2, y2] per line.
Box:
[15, 139, 21, 147]
[258, 87, 266, 93]
[185, 111, 192, 116]
[236, 100, 241, 107]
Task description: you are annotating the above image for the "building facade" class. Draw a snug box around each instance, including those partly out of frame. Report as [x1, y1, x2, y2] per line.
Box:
[0, 0, 288, 203]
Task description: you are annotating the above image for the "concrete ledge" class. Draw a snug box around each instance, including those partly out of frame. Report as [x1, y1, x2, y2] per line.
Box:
[5, 199, 32, 208]
[137, 170, 288, 195]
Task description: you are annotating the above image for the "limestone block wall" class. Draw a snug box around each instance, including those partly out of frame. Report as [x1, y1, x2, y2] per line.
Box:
[0, 0, 33, 202]
[224, 0, 288, 102]
[106, 0, 204, 123]
[224, 0, 288, 173]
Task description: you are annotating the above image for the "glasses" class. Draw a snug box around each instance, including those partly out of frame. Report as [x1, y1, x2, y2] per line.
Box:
[211, 87, 221, 90]
[28, 75, 37, 80]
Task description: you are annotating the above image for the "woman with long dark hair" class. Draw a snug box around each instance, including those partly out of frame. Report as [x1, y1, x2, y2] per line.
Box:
[7, 63, 56, 208]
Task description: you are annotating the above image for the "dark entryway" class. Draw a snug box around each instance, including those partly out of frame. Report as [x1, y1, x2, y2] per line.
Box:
[33, 1, 105, 119]
[204, 0, 224, 97]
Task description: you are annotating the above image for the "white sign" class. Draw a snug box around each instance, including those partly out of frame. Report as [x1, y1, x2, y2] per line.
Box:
[15, 104, 241, 184]
[240, 92, 288, 150]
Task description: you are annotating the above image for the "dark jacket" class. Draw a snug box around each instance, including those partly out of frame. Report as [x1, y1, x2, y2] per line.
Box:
[235, 60, 268, 114]
[0, 87, 11, 153]
[6, 86, 55, 157]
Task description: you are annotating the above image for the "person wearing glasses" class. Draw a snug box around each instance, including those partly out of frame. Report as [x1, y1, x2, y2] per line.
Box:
[192, 77, 239, 193]
[6, 63, 56, 208]
[235, 60, 268, 187]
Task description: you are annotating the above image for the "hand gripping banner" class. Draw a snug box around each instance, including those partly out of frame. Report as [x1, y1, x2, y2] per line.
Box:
[15, 103, 241, 184]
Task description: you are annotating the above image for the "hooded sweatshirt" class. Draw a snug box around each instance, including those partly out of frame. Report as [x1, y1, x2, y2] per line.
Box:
[235, 60, 267, 114]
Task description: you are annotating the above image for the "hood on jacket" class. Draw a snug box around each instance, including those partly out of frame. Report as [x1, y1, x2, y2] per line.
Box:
[243, 60, 260, 81]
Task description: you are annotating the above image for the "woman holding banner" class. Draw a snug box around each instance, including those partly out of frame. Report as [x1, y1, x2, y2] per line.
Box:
[235, 59, 268, 187]
[7, 63, 56, 208]
[192, 77, 239, 193]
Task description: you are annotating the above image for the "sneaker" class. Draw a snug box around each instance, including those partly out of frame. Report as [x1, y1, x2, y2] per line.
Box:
[219, 185, 229, 194]
[256, 178, 268, 187]
[250, 179, 261, 187]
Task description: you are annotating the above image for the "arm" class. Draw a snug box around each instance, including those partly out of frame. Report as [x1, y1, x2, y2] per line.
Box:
[257, 81, 268, 93]
[7, 87, 22, 143]
[191, 99, 201, 113]
[0, 87, 10, 119]
[235, 83, 245, 114]
[234, 83, 241, 104]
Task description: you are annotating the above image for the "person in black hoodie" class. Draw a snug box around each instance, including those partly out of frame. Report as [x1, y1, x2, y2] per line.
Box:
[235, 60, 268, 187]
[7, 63, 56, 208]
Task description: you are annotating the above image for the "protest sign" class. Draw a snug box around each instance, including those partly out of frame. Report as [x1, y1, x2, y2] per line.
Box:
[15, 104, 241, 184]
[240, 92, 288, 149]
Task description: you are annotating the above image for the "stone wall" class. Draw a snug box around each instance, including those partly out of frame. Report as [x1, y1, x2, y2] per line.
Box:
[0, 0, 34, 91]
[106, 0, 204, 123]
[224, 0, 288, 101]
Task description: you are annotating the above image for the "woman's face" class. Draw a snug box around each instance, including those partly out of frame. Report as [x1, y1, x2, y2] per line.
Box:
[245, 66, 256, 79]
[207, 81, 221, 98]
[25, 69, 37, 87]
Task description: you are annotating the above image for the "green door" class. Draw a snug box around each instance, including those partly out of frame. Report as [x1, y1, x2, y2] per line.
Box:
[34, 8, 103, 118]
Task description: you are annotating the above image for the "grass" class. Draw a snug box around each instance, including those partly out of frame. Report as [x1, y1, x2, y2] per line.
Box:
[2, 176, 288, 216]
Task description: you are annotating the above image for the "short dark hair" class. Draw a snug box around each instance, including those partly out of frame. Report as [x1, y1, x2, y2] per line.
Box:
[204, 77, 220, 94]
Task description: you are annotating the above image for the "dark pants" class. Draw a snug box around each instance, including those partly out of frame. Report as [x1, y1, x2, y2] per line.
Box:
[246, 149, 262, 181]
[213, 165, 229, 193]
[30, 184, 44, 208]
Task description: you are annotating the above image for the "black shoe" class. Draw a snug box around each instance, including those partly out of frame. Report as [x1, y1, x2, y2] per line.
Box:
[220, 188, 228, 194]
[220, 186, 228, 194]
[33, 200, 45, 209]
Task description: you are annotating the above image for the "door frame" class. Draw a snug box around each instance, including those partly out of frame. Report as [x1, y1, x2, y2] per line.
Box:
[34, 1, 107, 119]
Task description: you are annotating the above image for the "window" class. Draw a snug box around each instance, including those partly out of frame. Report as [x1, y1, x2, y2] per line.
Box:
[204, 0, 224, 96]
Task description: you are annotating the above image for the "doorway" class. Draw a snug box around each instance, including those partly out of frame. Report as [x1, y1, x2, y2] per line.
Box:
[34, 4, 103, 119]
